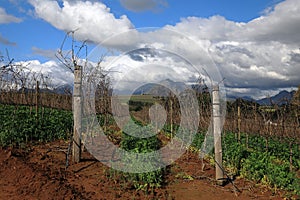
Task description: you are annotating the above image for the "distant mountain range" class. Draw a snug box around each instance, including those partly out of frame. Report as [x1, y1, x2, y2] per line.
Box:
[226, 95, 255, 102]
[19, 80, 295, 106]
[133, 79, 296, 105]
[19, 84, 73, 95]
[256, 90, 295, 105]
[133, 80, 296, 106]
[133, 79, 187, 96]
[229, 90, 296, 105]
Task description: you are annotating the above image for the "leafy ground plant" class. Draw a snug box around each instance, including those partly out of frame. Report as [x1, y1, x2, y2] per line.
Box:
[119, 119, 165, 192]
[222, 132, 300, 196]
[0, 104, 72, 147]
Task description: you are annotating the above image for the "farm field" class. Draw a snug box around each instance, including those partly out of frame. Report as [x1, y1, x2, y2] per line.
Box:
[0, 102, 299, 199]
[0, 140, 289, 200]
[2, 0, 300, 199]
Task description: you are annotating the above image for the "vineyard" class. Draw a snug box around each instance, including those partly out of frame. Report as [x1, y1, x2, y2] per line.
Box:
[0, 87, 299, 199]
[0, 50, 300, 199]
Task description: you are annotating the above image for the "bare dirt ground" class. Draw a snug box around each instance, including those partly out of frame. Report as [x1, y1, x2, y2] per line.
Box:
[0, 140, 290, 200]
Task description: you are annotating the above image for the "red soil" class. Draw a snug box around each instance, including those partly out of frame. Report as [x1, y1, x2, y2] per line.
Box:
[0, 140, 289, 200]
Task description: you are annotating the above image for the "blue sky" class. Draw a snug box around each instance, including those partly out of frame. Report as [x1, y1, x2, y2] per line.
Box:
[0, 0, 282, 62]
[106, 0, 276, 25]
[0, 0, 299, 98]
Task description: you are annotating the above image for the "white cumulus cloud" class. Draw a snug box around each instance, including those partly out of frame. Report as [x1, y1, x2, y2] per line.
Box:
[28, 0, 134, 43]
[24, 60, 74, 87]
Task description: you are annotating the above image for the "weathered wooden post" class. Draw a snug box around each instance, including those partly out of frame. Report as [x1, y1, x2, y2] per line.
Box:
[170, 94, 173, 142]
[35, 81, 39, 114]
[212, 85, 224, 185]
[237, 105, 241, 143]
[72, 65, 82, 163]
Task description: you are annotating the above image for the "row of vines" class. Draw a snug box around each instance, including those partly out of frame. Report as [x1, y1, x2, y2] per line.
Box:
[1, 51, 299, 197]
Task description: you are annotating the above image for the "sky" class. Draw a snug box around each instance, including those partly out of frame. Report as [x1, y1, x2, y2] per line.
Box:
[0, 0, 300, 99]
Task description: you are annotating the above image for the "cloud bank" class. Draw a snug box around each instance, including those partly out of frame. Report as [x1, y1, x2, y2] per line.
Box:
[27, 0, 300, 99]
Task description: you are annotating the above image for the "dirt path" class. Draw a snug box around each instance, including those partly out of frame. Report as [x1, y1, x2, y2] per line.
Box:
[0, 141, 287, 200]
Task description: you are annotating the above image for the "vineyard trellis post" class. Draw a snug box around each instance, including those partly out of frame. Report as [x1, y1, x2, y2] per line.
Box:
[56, 30, 87, 164]
[212, 85, 224, 184]
[237, 105, 241, 143]
[72, 65, 82, 163]
[35, 80, 39, 116]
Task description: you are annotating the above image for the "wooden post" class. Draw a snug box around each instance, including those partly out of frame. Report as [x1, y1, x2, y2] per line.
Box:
[212, 85, 224, 185]
[170, 95, 173, 140]
[168, 92, 173, 143]
[35, 81, 39, 114]
[289, 142, 293, 172]
[254, 104, 257, 123]
[246, 132, 249, 149]
[72, 65, 82, 163]
[237, 105, 241, 143]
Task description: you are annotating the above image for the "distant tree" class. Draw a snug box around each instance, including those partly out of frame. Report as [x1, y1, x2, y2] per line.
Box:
[292, 85, 300, 106]
[0, 49, 30, 91]
[291, 85, 300, 127]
